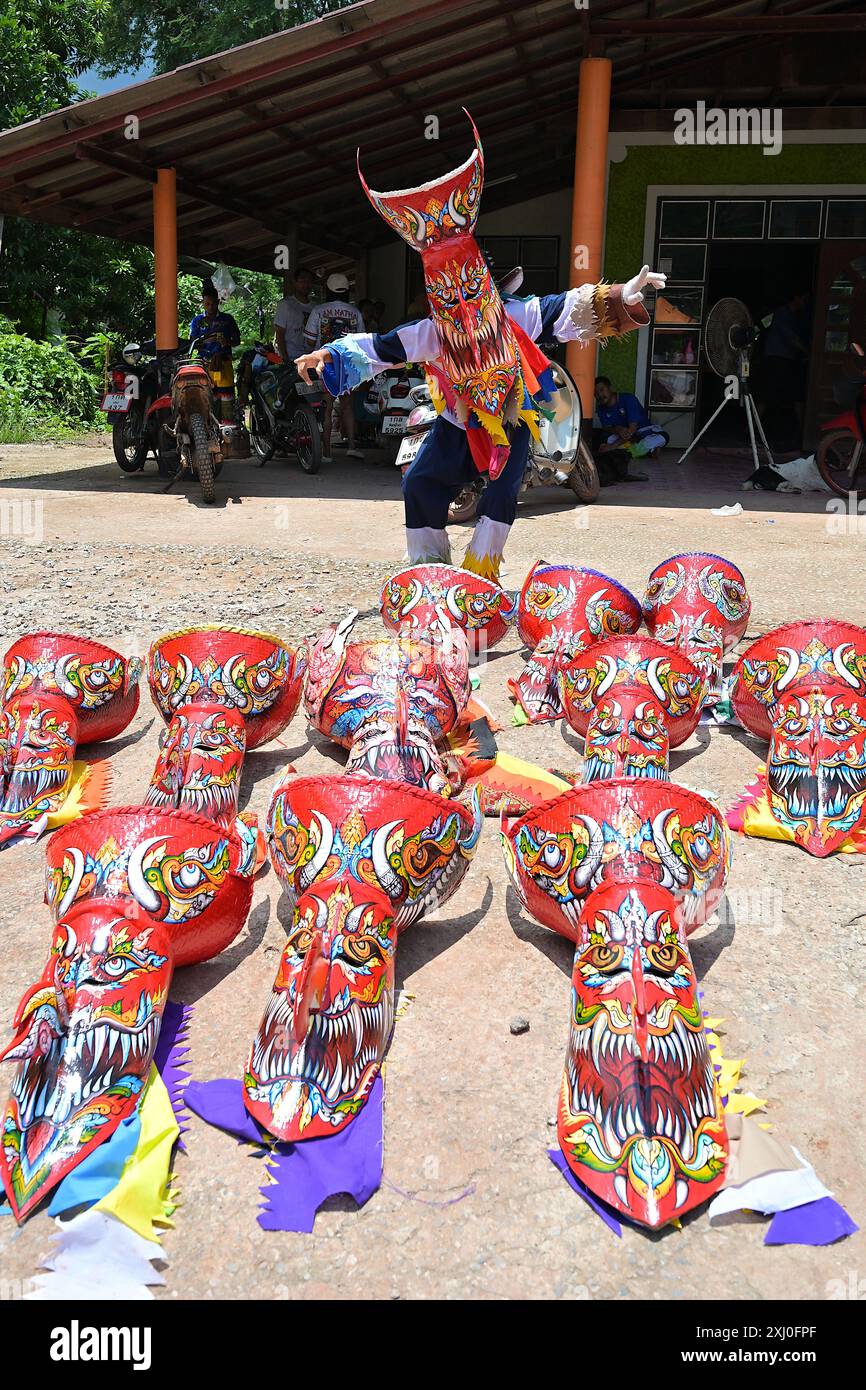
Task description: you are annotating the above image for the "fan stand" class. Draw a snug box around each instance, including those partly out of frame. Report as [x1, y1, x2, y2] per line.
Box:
[677, 349, 776, 471]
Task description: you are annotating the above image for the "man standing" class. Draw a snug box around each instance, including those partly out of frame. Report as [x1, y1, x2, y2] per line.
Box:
[303, 273, 365, 462]
[274, 267, 314, 364]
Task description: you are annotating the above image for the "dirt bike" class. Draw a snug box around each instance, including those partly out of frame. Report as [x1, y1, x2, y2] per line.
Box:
[166, 341, 224, 504]
[816, 341, 866, 500]
[447, 361, 600, 521]
[236, 342, 323, 473]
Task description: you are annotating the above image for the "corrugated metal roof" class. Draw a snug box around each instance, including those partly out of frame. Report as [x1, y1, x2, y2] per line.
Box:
[0, 0, 863, 273]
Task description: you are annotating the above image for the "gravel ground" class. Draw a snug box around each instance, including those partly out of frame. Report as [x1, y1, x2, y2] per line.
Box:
[0, 439, 863, 1300]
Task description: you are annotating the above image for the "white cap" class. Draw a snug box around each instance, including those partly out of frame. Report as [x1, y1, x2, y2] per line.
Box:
[326, 272, 350, 293]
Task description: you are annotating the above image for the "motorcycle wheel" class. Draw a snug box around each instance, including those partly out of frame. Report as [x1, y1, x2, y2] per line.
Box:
[190, 412, 215, 504]
[294, 405, 322, 474]
[567, 439, 601, 504]
[248, 403, 275, 463]
[816, 429, 866, 500]
[449, 486, 480, 523]
[112, 413, 147, 472]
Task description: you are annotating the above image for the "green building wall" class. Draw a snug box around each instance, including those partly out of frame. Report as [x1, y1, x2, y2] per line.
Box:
[601, 141, 864, 391]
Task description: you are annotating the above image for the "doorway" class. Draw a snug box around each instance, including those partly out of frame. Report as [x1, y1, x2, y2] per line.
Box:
[697, 240, 819, 449]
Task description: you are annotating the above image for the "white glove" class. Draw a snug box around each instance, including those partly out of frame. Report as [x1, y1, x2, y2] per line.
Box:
[622, 265, 667, 306]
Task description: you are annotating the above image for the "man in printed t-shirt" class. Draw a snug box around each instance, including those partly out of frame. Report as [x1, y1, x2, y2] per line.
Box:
[304, 273, 365, 462]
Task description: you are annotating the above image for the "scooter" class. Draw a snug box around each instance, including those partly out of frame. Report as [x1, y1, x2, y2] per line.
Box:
[237, 341, 324, 473]
[816, 341, 866, 500]
[376, 366, 428, 462]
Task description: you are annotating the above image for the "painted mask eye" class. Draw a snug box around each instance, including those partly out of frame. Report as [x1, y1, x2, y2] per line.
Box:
[634, 716, 659, 740]
[100, 954, 135, 980]
[585, 942, 624, 972]
[779, 715, 808, 738]
[178, 862, 205, 889]
[594, 713, 620, 736]
[645, 942, 682, 975]
[825, 714, 853, 737]
[288, 927, 315, 959]
[540, 839, 566, 872]
[341, 934, 384, 966]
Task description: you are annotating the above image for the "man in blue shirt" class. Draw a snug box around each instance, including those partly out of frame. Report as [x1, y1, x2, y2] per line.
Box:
[595, 376, 668, 458]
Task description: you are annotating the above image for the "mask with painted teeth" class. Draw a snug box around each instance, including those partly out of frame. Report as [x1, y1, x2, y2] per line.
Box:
[501, 779, 729, 945]
[358, 115, 539, 478]
[733, 620, 866, 855]
[510, 564, 642, 724]
[255, 771, 482, 1138]
[560, 636, 706, 781]
[304, 617, 469, 796]
[0, 634, 140, 847]
[1, 806, 256, 1221]
[43, 805, 256, 968]
[148, 627, 306, 747]
[245, 880, 397, 1140]
[643, 553, 750, 702]
[145, 703, 247, 827]
[560, 881, 727, 1228]
[380, 563, 516, 658]
[0, 900, 171, 1221]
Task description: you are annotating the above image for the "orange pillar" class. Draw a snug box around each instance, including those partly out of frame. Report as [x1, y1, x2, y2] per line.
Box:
[566, 57, 612, 418]
[153, 168, 178, 352]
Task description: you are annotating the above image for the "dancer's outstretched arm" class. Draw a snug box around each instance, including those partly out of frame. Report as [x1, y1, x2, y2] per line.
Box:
[505, 265, 666, 346]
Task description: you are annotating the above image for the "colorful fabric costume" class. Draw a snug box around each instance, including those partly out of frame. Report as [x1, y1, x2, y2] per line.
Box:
[320, 115, 650, 579]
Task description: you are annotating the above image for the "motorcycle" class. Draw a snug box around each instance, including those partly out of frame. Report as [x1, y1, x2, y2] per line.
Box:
[376, 366, 428, 463]
[166, 347, 224, 504]
[101, 338, 161, 472]
[237, 341, 324, 473]
[393, 361, 599, 519]
[816, 341, 866, 499]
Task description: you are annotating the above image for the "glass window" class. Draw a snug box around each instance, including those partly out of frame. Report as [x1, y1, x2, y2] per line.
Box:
[712, 201, 766, 239]
[649, 369, 698, 410]
[653, 285, 703, 325]
[660, 201, 710, 239]
[478, 236, 520, 266]
[768, 200, 822, 239]
[520, 237, 559, 267]
[826, 201, 866, 238]
[657, 243, 707, 283]
[652, 329, 700, 367]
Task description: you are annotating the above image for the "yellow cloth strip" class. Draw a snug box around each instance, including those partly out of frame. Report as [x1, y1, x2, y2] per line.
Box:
[96, 1067, 180, 1242]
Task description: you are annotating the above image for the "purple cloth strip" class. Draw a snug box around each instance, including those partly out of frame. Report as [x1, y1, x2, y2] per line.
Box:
[257, 1078, 384, 1232]
[765, 1197, 858, 1247]
[184, 1078, 266, 1145]
[154, 999, 193, 1152]
[547, 1148, 623, 1237]
[184, 1075, 385, 1232]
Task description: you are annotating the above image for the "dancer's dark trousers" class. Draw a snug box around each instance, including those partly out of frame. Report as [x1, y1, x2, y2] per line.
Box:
[402, 417, 531, 529]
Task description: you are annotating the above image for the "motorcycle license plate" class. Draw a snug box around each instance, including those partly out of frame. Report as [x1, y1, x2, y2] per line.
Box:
[382, 413, 407, 436]
[396, 432, 425, 467]
[101, 393, 132, 412]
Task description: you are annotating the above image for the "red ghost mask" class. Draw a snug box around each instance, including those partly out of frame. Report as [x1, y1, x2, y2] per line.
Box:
[510, 563, 642, 723]
[643, 553, 750, 701]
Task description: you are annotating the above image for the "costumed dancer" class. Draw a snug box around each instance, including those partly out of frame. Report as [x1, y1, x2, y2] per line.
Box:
[297, 113, 664, 581]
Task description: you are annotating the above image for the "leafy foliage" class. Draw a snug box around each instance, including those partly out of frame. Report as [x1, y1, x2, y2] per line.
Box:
[0, 0, 108, 127]
[0, 320, 105, 440]
[98, 1, 349, 76]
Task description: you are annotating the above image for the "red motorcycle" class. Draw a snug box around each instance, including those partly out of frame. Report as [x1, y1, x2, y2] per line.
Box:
[816, 341, 866, 499]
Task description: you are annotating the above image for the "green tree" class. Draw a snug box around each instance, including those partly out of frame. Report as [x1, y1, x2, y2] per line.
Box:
[0, 0, 108, 127]
[98, 2, 349, 76]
